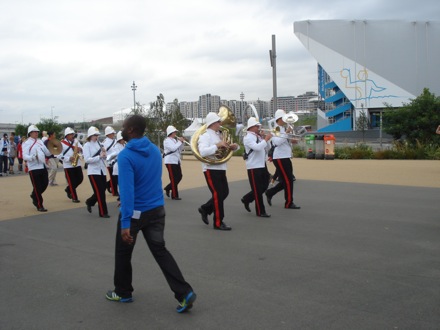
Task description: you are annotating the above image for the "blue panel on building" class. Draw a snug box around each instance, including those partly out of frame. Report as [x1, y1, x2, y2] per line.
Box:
[326, 103, 352, 118]
[318, 117, 352, 132]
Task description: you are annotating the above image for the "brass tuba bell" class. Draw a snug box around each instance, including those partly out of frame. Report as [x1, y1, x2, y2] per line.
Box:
[190, 105, 236, 164]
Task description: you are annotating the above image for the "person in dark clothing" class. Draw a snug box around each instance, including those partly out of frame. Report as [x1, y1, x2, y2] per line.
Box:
[106, 115, 196, 313]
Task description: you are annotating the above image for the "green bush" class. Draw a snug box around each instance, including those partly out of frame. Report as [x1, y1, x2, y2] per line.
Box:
[334, 144, 373, 159]
[293, 146, 306, 158]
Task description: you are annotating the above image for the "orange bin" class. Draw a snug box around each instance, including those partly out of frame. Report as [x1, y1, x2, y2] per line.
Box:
[324, 134, 336, 160]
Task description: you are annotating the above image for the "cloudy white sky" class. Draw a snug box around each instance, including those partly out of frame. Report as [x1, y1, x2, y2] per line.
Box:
[0, 0, 438, 124]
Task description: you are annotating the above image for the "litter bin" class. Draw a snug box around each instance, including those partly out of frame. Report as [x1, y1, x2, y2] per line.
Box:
[305, 134, 315, 159]
[315, 135, 325, 159]
[324, 134, 336, 160]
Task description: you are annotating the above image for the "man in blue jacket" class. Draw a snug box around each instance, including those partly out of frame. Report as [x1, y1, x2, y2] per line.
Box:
[106, 115, 196, 313]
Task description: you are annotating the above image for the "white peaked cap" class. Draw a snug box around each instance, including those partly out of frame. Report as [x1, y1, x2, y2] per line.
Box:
[104, 126, 116, 136]
[205, 112, 221, 127]
[87, 126, 100, 138]
[247, 117, 261, 129]
[275, 109, 286, 120]
[166, 125, 178, 136]
[64, 127, 75, 136]
[27, 125, 40, 135]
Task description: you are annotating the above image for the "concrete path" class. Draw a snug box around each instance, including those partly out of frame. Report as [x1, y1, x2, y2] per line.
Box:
[0, 158, 439, 329]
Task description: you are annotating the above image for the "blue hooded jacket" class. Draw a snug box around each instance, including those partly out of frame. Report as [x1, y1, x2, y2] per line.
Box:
[118, 136, 164, 229]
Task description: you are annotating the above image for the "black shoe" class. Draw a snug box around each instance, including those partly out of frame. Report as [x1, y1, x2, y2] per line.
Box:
[259, 213, 271, 218]
[198, 207, 209, 225]
[241, 198, 251, 212]
[214, 223, 232, 231]
[265, 192, 272, 206]
[72, 199, 80, 203]
[172, 197, 182, 200]
[165, 189, 170, 198]
[286, 204, 301, 209]
[86, 203, 92, 213]
[37, 207, 48, 212]
[65, 188, 72, 199]
[100, 214, 110, 218]
[30, 195, 38, 208]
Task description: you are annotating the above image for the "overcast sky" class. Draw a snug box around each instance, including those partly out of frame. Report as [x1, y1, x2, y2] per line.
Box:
[0, 0, 438, 125]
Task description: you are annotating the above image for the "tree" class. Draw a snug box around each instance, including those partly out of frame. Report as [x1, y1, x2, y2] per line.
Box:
[383, 88, 440, 145]
[143, 94, 167, 146]
[36, 118, 63, 139]
[14, 123, 31, 138]
[356, 110, 369, 142]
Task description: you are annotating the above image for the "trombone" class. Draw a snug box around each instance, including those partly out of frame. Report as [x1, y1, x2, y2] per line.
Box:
[175, 134, 191, 147]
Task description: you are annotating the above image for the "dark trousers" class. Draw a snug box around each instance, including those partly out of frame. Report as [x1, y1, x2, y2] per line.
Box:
[201, 170, 229, 227]
[266, 158, 295, 208]
[164, 163, 183, 198]
[18, 158, 23, 172]
[242, 167, 270, 216]
[64, 166, 84, 200]
[114, 206, 192, 300]
[106, 166, 118, 196]
[0, 155, 8, 174]
[29, 168, 49, 209]
[86, 174, 108, 216]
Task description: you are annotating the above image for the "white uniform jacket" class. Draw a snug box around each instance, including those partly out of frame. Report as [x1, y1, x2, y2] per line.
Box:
[198, 128, 240, 172]
[103, 137, 116, 152]
[163, 137, 183, 165]
[243, 132, 268, 170]
[106, 143, 124, 176]
[271, 125, 292, 159]
[58, 138, 83, 169]
[22, 138, 52, 171]
[83, 140, 107, 175]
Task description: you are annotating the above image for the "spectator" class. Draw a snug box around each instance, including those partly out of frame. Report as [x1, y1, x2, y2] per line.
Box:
[0, 133, 10, 176]
[8, 135, 17, 174]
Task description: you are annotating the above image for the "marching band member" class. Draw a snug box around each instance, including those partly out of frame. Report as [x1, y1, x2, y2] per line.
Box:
[163, 125, 184, 200]
[59, 127, 84, 203]
[265, 109, 301, 209]
[83, 126, 110, 218]
[22, 125, 53, 212]
[103, 126, 118, 196]
[197, 112, 239, 231]
[106, 131, 125, 198]
[241, 117, 272, 217]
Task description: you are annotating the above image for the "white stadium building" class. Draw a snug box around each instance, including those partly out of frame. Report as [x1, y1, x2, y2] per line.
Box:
[294, 20, 440, 132]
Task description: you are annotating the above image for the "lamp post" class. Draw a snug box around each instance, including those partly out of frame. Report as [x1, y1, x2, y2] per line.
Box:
[131, 81, 137, 110]
[269, 35, 277, 117]
[240, 91, 245, 123]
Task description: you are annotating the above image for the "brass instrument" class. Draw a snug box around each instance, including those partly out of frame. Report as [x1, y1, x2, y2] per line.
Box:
[260, 127, 301, 140]
[190, 105, 237, 164]
[71, 140, 80, 167]
[176, 135, 191, 147]
[46, 138, 62, 155]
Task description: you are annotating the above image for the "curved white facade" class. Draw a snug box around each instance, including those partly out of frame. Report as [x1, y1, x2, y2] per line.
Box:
[294, 20, 440, 131]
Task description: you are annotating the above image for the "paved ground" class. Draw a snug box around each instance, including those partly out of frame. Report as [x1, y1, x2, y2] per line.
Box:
[0, 157, 439, 329]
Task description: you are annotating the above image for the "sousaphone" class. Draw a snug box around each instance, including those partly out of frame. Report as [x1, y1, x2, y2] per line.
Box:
[190, 105, 237, 164]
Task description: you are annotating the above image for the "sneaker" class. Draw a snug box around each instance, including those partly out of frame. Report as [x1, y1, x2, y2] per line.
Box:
[176, 291, 196, 313]
[105, 290, 133, 303]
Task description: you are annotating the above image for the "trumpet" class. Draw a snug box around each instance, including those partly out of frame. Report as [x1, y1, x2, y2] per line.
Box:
[259, 127, 301, 140]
